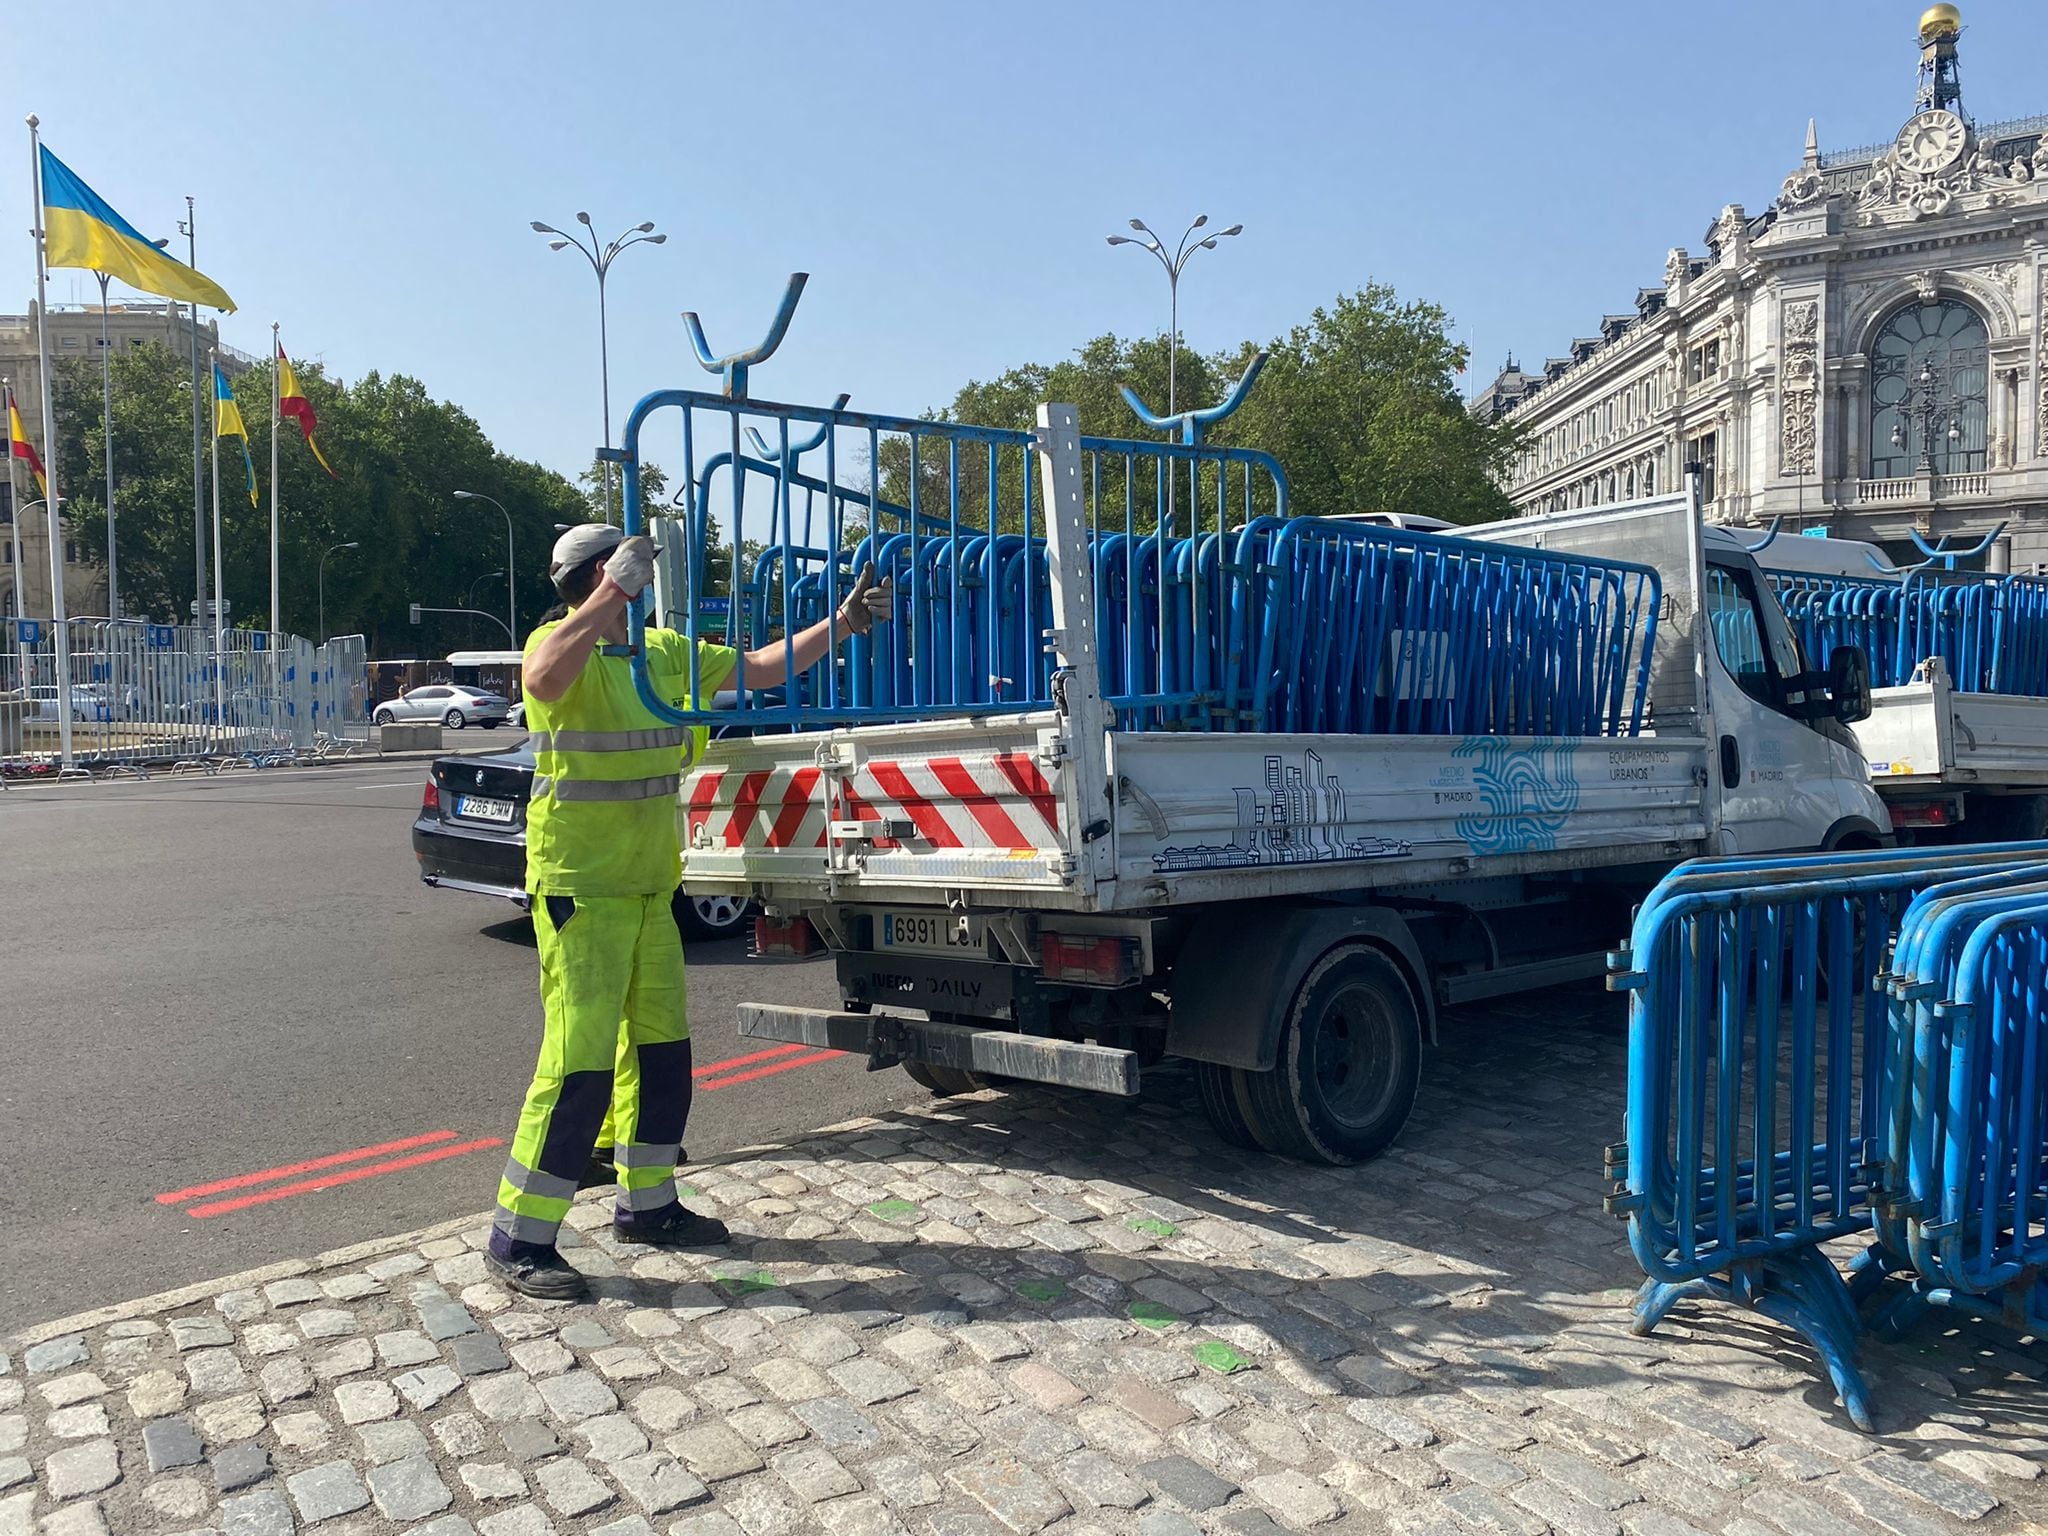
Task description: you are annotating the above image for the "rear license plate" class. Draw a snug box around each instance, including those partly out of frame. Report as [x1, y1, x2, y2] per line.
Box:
[454, 795, 515, 824]
[878, 910, 985, 956]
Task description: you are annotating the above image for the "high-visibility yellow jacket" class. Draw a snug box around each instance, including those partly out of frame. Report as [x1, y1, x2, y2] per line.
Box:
[522, 623, 737, 897]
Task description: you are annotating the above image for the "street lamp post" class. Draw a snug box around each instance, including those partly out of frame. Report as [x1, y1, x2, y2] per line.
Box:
[1890, 357, 1967, 475]
[530, 215, 667, 524]
[1105, 214, 1243, 420]
[11, 497, 54, 623]
[451, 490, 517, 642]
[466, 569, 506, 611]
[318, 540, 359, 643]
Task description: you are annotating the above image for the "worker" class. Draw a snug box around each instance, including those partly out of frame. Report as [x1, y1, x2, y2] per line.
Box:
[487, 524, 892, 1299]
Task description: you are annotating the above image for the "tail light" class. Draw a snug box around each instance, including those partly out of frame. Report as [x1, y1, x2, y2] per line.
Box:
[753, 916, 821, 958]
[422, 776, 440, 813]
[1040, 932, 1138, 986]
[1889, 800, 1954, 828]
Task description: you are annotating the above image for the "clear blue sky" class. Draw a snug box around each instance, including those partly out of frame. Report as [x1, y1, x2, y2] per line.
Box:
[13, 1, 2048, 484]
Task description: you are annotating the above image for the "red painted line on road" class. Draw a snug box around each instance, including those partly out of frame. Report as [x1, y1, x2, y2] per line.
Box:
[155, 1131, 461, 1206]
[698, 1049, 844, 1090]
[693, 1043, 807, 1079]
[183, 1137, 505, 1218]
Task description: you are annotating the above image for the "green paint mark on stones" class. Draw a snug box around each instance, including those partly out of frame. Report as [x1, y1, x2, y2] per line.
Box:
[1127, 1217, 1179, 1239]
[1192, 1339, 1252, 1374]
[1015, 1279, 1068, 1304]
[713, 1269, 779, 1297]
[1129, 1301, 1182, 1331]
[866, 1199, 920, 1220]
[675, 1185, 699, 1199]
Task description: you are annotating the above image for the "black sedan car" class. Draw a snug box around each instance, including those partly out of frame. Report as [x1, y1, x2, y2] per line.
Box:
[411, 742, 751, 940]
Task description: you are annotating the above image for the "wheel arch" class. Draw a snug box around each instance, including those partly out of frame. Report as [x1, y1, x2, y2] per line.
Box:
[1166, 902, 1434, 1072]
[1821, 814, 1893, 851]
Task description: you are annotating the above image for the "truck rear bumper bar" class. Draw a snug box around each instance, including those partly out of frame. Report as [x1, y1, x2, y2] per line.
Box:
[737, 1004, 1140, 1097]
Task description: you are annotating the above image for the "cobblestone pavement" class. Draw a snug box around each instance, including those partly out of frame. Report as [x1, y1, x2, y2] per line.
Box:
[7, 991, 2046, 1536]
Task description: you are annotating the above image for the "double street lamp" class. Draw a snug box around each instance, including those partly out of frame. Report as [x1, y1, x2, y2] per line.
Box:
[451, 490, 517, 643]
[318, 540, 358, 643]
[530, 214, 667, 524]
[1105, 214, 1243, 419]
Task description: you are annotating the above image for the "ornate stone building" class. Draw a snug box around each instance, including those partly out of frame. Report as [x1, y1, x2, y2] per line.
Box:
[1478, 6, 2048, 569]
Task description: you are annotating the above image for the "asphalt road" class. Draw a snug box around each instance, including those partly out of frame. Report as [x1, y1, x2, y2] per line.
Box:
[0, 754, 920, 1332]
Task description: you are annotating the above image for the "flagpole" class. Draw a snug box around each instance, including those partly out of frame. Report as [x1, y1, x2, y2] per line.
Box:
[210, 347, 226, 739]
[26, 114, 74, 771]
[4, 380, 22, 625]
[270, 322, 280, 637]
[97, 270, 117, 621]
[181, 197, 204, 638]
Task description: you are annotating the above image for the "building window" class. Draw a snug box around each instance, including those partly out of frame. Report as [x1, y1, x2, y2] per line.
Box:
[1868, 298, 1988, 480]
[1685, 431, 1718, 504]
[65, 540, 81, 565]
[1686, 340, 1721, 385]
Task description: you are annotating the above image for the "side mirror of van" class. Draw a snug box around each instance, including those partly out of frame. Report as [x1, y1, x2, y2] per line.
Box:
[1829, 645, 1872, 725]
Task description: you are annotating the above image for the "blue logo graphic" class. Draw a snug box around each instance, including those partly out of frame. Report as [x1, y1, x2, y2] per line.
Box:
[146, 624, 176, 648]
[1451, 738, 1582, 854]
[15, 620, 41, 645]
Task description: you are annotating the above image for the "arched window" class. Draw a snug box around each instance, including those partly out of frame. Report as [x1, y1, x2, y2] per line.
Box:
[1869, 298, 1988, 479]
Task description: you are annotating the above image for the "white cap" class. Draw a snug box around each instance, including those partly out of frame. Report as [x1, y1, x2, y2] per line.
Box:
[548, 524, 659, 585]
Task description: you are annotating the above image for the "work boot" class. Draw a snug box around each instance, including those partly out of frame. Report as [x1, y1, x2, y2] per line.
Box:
[579, 1148, 616, 1189]
[613, 1202, 728, 1248]
[484, 1247, 590, 1301]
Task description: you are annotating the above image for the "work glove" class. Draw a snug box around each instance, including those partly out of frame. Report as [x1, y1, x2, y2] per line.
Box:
[601, 536, 657, 602]
[836, 562, 896, 636]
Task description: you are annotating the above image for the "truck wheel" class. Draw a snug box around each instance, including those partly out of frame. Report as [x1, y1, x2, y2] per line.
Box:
[1239, 945, 1420, 1165]
[902, 1061, 988, 1096]
[1194, 1061, 1262, 1150]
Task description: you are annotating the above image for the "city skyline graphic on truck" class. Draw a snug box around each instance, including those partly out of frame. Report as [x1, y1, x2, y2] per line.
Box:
[1153, 749, 1413, 871]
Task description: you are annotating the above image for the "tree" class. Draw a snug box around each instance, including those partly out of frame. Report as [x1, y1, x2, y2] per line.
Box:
[579, 456, 666, 524]
[51, 346, 590, 650]
[1220, 285, 1522, 526]
[887, 286, 1522, 533]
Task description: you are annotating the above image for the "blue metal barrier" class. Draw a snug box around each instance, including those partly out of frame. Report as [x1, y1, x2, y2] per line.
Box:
[1771, 568, 2048, 696]
[1876, 873, 2048, 1338]
[606, 278, 1662, 737]
[1609, 844, 2048, 1429]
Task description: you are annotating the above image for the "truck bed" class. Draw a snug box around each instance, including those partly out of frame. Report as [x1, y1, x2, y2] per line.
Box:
[1859, 667, 2048, 790]
[680, 713, 1711, 913]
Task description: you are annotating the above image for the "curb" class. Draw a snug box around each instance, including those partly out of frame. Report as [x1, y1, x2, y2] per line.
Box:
[12, 1113, 901, 1348]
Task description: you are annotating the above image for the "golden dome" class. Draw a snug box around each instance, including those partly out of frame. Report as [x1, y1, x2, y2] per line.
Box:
[1919, 3, 1962, 42]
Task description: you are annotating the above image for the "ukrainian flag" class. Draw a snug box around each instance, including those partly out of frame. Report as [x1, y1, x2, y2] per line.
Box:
[40, 145, 236, 312]
[215, 365, 258, 507]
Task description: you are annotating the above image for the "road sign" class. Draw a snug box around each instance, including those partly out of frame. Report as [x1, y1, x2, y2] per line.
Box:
[698, 596, 732, 615]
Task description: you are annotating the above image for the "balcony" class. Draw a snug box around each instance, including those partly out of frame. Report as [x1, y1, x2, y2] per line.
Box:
[1850, 472, 1994, 505]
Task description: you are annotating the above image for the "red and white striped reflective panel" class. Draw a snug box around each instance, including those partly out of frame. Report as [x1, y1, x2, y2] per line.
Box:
[687, 753, 1061, 851]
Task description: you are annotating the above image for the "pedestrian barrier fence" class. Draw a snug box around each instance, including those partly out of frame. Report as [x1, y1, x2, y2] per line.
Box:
[1608, 843, 2048, 1429]
[616, 388, 1661, 737]
[0, 619, 370, 777]
[1771, 569, 2048, 697]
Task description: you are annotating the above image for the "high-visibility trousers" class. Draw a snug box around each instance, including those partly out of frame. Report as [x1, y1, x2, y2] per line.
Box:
[492, 891, 692, 1249]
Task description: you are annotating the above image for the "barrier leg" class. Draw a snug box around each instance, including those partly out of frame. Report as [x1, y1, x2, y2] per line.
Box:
[1845, 1240, 1907, 1305]
[1634, 1251, 1875, 1431]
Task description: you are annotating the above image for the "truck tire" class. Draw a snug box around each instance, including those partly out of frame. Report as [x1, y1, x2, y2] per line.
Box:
[1194, 1061, 1262, 1150]
[902, 1060, 988, 1097]
[1238, 944, 1421, 1165]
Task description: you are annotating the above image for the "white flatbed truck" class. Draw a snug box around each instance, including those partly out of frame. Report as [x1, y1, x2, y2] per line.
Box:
[681, 422, 1887, 1163]
[1744, 529, 2048, 843]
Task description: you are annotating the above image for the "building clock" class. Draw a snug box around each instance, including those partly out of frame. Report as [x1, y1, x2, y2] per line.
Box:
[1894, 108, 1968, 175]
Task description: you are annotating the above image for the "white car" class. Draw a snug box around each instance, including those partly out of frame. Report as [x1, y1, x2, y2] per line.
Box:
[372, 684, 510, 731]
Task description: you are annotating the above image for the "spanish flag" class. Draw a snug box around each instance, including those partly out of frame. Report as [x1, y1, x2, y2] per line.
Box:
[214, 364, 258, 507]
[277, 343, 338, 479]
[39, 145, 237, 313]
[6, 386, 46, 496]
